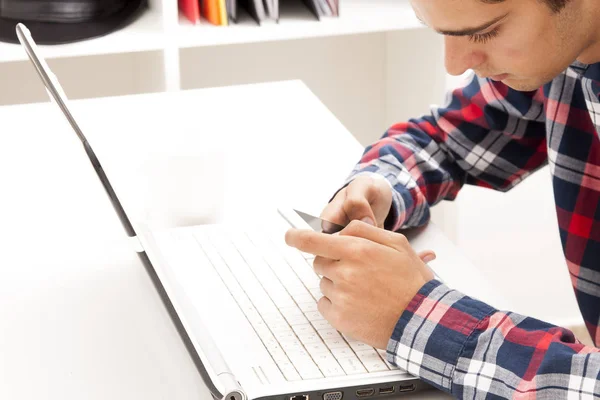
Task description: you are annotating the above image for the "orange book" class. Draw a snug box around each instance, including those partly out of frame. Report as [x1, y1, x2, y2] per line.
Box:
[201, 0, 220, 25]
[179, 0, 200, 24]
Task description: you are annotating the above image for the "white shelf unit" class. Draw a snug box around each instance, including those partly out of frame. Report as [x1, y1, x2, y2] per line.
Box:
[0, 0, 446, 145]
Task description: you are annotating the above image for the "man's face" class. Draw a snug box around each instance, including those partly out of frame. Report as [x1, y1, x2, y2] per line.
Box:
[410, 0, 589, 91]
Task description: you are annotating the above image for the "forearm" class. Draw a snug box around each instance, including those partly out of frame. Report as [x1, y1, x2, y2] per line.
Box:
[344, 75, 547, 230]
[388, 280, 600, 399]
[344, 123, 466, 230]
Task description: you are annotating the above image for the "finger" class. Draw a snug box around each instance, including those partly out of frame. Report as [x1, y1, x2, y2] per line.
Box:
[418, 250, 437, 263]
[317, 296, 334, 324]
[320, 189, 350, 227]
[339, 220, 411, 254]
[312, 256, 338, 278]
[343, 179, 378, 226]
[319, 277, 335, 300]
[285, 228, 355, 260]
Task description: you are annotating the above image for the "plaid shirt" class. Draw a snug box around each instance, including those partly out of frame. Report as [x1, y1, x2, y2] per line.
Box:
[345, 61, 600, 398]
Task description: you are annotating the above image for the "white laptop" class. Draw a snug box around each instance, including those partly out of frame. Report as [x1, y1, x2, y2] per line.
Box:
[15, 23, 439, 400]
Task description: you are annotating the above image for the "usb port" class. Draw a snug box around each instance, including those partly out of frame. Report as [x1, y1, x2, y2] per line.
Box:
[355, 389, 375, 398]
[378, 386, 395, 395]
[399, 384, 416, 393]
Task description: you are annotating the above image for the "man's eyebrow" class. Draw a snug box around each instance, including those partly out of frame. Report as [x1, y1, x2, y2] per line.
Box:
[415, 13, 509, 36]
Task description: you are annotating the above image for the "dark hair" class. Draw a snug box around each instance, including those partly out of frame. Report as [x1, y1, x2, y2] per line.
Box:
[482, 0, 569, 13]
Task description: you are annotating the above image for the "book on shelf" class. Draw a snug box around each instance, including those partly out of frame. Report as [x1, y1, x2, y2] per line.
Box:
[179, 0, 201, 23]
[179, 0, 339, 25]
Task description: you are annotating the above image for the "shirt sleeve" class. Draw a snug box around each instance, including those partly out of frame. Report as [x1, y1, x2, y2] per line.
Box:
[387, 280, 600, 399]
[343, 73, 548, 231]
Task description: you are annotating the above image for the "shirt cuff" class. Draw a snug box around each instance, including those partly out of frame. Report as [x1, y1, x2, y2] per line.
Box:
[386, 280, 496, 393]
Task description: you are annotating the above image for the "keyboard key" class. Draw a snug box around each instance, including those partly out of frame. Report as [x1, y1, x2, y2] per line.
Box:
[260, 363, 286, 383]
[286, 349, 311, 360]
[267, 321, 293, 333]
[362, 359, 390, 373]
[330, 346, 355, 359]
[293, 293, 314, 304]
[292, 324, 315, 336]
[355, 349, 380, 360]
[263, 336, 279, 350]
[269, 347, 289, 363]
[324, 338, 348, 349]
[311, 320, 332, 330]
[377, 350, 400, 370]
[337, 356, 367, 375]
[318, 329, 343, 342]
[281, 338, 305, 352]
[288, 353, 323, 379]
[286, 283, 310, 296]
[305, 341, 330, 356]
[313, 353, 345, 377]
[295, 363, 323, 380]
[286, 315, 309, 326]
[273, 295, 296, 307]
[279, 306, 303, 319]
[273, 330, 298, 343]
[356, 350, 390, 372]
[276, 361, 302, 381]
[384, 360, 400, 370]
[349, 341, 371, 352]
[299, 333, 322, 345]
[299, 302, 318, 312]
[305, 311, 324, 321]
[262, 312, 286, 324]
[243, 307, 263, 324]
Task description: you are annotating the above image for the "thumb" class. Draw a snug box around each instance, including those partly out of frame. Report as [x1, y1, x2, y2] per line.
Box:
[418, 250, 436, 263]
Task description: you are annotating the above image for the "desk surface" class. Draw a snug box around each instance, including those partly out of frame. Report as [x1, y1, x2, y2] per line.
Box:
[0, 81, 455, 399]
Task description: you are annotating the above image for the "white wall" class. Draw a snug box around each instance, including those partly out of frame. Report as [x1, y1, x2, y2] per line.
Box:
[0, 51, 166, 106]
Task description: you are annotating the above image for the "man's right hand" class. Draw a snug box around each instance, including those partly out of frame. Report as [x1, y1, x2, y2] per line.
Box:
[320, 175, 436, 264]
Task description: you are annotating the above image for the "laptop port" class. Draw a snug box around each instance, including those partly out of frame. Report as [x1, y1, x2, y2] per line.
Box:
[322, 392, 342, 400]
[378, 386, 395, 395]
[355, 389, 375, 398]
[322, 391, 342, 400]
[399, 384, 416, 393]
[290, 396, 309, 400]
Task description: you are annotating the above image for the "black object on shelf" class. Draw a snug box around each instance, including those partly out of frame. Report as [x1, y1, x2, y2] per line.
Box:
[0, 0, 148, 45]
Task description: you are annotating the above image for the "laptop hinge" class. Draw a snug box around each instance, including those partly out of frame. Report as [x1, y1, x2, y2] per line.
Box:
[129, 235, 144, 253]
[217, 373, 247, 400]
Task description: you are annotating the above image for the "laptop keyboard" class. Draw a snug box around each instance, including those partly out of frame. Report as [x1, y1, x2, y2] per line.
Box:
[192, 221, 399, 382]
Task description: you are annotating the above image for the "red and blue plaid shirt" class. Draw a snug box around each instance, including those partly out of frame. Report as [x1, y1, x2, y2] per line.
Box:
[345, 61, 600, 398]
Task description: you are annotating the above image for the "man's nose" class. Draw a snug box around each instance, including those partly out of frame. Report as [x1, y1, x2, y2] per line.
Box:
[444, 36, 486, 76]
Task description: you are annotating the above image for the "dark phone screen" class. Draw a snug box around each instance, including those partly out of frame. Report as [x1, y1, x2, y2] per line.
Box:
[293, 209, 346, 234]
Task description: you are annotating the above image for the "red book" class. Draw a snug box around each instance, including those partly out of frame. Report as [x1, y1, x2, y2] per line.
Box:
[179, 0, 201, 24]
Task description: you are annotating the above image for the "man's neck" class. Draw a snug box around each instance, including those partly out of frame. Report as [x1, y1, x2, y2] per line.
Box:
[577, 1, 600, 64]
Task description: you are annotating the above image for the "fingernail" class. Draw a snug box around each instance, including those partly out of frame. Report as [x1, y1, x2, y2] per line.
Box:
[361, 217, 375, 226]
[423, 254, 436, 263]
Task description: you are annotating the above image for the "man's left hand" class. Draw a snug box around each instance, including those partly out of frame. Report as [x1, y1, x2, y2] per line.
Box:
[285, 220, 435, 350]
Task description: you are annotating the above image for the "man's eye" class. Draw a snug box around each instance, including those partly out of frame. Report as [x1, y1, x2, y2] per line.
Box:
[468, 28, 500, 44]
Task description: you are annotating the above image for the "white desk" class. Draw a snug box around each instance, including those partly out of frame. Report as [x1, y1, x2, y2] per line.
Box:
[0, 80, 479, 399]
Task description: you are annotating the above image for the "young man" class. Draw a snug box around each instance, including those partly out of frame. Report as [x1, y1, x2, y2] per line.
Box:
[285, 0, 600, 398]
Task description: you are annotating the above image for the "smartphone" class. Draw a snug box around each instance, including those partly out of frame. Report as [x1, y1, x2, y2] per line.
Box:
[292, 209, 346, 234]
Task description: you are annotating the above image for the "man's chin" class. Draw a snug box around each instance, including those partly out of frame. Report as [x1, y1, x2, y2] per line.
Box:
[502, 77, 547, 92]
